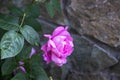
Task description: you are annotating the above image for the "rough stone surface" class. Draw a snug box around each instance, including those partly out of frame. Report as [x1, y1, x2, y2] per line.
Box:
[67, 73, 108, 80]
[40, 19, 120, 80]
[66, 0, 120, 47]
[91, 45, 118, 69]
[36, 0, 120, 79]
[72, 34, 118, 72]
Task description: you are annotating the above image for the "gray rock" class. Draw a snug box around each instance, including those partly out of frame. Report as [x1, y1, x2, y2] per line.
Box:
[110, 62, 120, 76]
[91, 45, 118, 70]
[65, 0, 120, 47]
[71, 34, 102, 72]
[67, 72, 107, 80]
[72, 34, 118, 73]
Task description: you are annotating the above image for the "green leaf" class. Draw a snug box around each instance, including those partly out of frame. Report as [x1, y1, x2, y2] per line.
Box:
[30, 55, 41, 64]
[0, 14, 19, 30]
[11, 72, 29, 80]
[26, 3, 40, 18]
[0, 14, 19, 23]
[29, 55, 49, 80]
[0, 20, 19, 30]
[8, 6, 23, 17]
[16, 45, 32, 61]
[0, 31, 24, 59]
[20, 25, 40, 45]
[1, 58, 17, 75]
[24, 17, 41, 31]
[45, 2, 55, 18]
[1, 74, 13, 80]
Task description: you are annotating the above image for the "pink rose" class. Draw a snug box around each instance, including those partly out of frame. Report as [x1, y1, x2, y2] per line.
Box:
[41, 26, 74, 66]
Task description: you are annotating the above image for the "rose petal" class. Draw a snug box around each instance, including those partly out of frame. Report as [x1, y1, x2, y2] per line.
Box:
[51, 54, 67, 66]
[43, 52, 51, 63]
[44, 34, 51, 38]
[48, 40, 56, 48]
[52, 26, 65, 36]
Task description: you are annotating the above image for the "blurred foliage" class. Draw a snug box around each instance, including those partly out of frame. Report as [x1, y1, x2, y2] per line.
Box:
[45, 0, 61, 18]
[0, 0, 61, 80]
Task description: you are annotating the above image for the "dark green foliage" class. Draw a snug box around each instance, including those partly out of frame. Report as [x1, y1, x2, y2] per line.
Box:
[0, 0, 62, 80]
[25, 3, 40, 18]
[24, 17, 41, 31]
[1, 58, 17, 75]
[29, 55, 49, 80]
[8, 6, 23, 17]
[11, 72, 29, 80]
[45, 0, 61, 18]
[20, 25, 40, 46]
[0, 14, 19, 30]
[16, 45, 32, 61]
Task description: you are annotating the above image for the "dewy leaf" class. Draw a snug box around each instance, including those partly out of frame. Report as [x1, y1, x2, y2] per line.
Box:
[11, 72, 29, 80]
[0, 31, 24, 59]
[45, 2, 55, 18]
[1, 58, 17, 75]
[29, 55, 49, 80]
[0, 14, 19, 30]
[20, 25, 40, 45]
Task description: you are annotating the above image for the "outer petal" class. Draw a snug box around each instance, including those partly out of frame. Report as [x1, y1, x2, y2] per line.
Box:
[62, 40, 74, 56]
[51, 54, 67, 66]
[43, 51, 51, 64]
[44, 34, 51, 38]
[41, 44, 47, 52]
[52, 26, 65, 36]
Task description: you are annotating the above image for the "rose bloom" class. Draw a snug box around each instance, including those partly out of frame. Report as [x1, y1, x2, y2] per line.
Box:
[41, 26, 74, 66]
